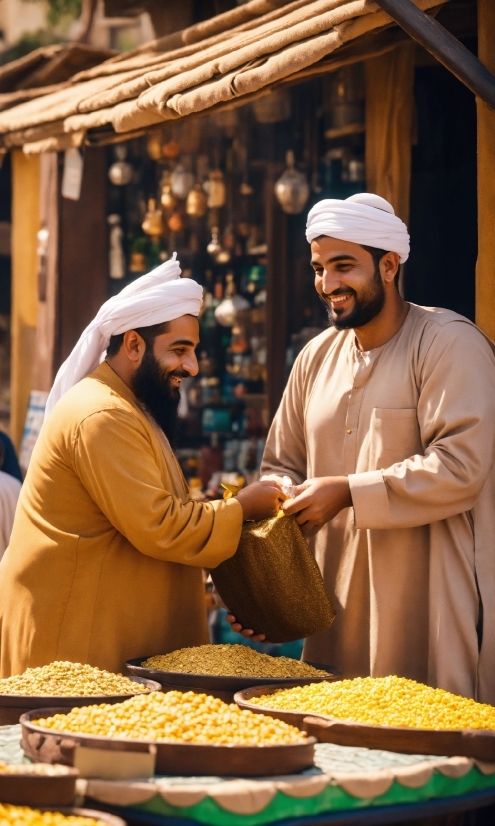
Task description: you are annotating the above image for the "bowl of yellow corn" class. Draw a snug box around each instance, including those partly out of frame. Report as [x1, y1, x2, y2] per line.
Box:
[126, 644, 339, 702]
[0, 804, 124, 826]
[20, 689, 316, 776]
[0, 763, 78, 808]
[235, 677, 495, 761]
[0, 661, 161, 725]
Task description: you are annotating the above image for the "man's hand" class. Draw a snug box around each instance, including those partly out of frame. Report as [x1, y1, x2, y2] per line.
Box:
[225, 613, 267, 642]
[283, 476, 352, 533]
[236, 481, 286, 521]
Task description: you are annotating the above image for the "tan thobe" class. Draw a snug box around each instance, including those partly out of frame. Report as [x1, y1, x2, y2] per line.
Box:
[0, 362, 243, 676]
[262, 304, 495, 703]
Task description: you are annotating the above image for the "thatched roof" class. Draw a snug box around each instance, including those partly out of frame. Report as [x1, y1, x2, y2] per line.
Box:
[0, 43, 116, 113]
[0, 0, 449, 153]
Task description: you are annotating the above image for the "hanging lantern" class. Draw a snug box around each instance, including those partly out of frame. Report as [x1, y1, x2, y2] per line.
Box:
[168, 210, 184, 232]
[142, 198, 164, 239]
[203, 170, 226, 208]
[274, 150, 310, 215]
[160, 172, 177, 210]
[162, 140, 180, 159]
[214, 274, 249, 327]
[253, 89, 291, 124]
[186, 183, 208, 217]
[108, 144, 133, 186]
[108, 214, 125, 279]
[147, 132, 163, 161]
[206, 227, 222, 257]
[171, 163, 195, 200]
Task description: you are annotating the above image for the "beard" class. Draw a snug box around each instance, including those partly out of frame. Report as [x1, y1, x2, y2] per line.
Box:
[132, 349, 187, 447]
[323, 265, 385, 331]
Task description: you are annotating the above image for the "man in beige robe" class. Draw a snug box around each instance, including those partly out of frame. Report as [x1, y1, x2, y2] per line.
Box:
[238, 193, 495, 703]
[0, 257, 283, 677]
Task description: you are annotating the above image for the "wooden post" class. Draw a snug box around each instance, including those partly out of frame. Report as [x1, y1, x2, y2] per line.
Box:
[56, 147, 108, 368]
[265, 163, 288, 422]
[31, 152, 59, 393]
[476, 0, 495, 341]
[365, 43, 416, 226]
[10, 150, 40, 449]
[374, 0, 495, 112]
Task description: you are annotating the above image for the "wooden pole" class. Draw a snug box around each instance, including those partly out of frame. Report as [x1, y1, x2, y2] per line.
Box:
[374, 0, 495, 112]
[11, 150, 40, 449]
[476, 0, 495, 341]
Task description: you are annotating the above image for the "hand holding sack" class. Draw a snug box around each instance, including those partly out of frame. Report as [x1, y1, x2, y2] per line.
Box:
[211, 512, 336, 644]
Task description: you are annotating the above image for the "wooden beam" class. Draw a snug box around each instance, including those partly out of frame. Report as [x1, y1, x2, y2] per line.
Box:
[10, 150, 40, 449]
[476, 0, 495, 340]
[374, 0, 495, 112]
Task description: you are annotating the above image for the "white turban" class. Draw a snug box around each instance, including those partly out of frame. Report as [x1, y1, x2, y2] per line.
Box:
[45, 253, 203, 417]
[306, 193, 410, 263]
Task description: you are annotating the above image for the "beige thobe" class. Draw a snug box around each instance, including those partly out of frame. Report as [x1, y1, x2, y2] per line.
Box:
[262, 304, 495, 703]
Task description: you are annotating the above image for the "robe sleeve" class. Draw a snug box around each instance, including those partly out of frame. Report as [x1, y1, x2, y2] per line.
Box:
[73, 407, 242, 568]
[349, 322, 495, 529]
[261, 351, 308, 485]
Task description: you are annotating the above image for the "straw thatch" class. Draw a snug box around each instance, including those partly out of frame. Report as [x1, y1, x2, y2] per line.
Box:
[0, 43, 116, 113]
[0, 0, 449, 152]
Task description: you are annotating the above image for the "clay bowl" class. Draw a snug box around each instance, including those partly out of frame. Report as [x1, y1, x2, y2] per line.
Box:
[0, 677, 161, 725]
[0, 764, 78, 807]
[235, 685, 495, 762]
[126, 657, 340, 703]
[20, 707, 316, 777]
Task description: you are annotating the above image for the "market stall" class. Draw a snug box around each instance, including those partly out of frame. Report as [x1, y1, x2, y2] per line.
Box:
[2, 657, 495, 824]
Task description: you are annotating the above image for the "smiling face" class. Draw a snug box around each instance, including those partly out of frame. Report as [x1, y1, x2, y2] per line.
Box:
[310, 236, 400, 331]
[131, 315, 199, 444]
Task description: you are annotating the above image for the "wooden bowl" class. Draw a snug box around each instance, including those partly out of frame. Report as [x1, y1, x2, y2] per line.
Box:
[235, 685, 495, 762]
[0, 765, 78, 807]
[20, 707, 316, 777]
[125, 657, 340, 703]
[0, 677, 161, 726]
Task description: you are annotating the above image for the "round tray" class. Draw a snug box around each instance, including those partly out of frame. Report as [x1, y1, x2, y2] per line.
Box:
[0, 765, 78, 807]
[126, 657, 340, 702]
[42, 808, 125, 826]
[0, 676, 161, 725]
[235, 685, 495, 762]
[20, 707, 316, 777]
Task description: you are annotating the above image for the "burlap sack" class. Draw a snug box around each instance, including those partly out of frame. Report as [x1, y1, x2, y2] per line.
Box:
[211, 515, 336, 643]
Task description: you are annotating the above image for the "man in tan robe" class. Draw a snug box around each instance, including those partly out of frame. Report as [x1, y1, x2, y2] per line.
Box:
[0, 259, 283, 677]
[234, 193, 495, 703]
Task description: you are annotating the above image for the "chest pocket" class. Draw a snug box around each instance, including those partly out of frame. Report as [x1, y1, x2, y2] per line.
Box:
[369, 408, 422, 470]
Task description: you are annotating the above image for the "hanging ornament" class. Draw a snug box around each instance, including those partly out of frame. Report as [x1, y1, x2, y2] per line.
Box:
[186, 182, 208, 217]
[147, 132, 163, 161]
[168, 210, 184, 233]
[171, 163, 195, 200]
[162, 140, 180, 159]
[142, 198, 164, 240]
[107, 214, 125, 279]
[253, 89, 291, 124]
[203, 169, 226, 208]
[160, 172, 177, 210]
[108, 144, 133, 186]
[274, 150, 310, 215]
[214, 273, 249, 327]
[239, 180, 254, 196]
[207, 227, 222, 258]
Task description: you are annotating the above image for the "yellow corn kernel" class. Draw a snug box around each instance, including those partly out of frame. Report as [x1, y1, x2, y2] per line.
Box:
[0, 804, 105, 826]
[250, 676, 495, 731]
[34, 691, 306, 746]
